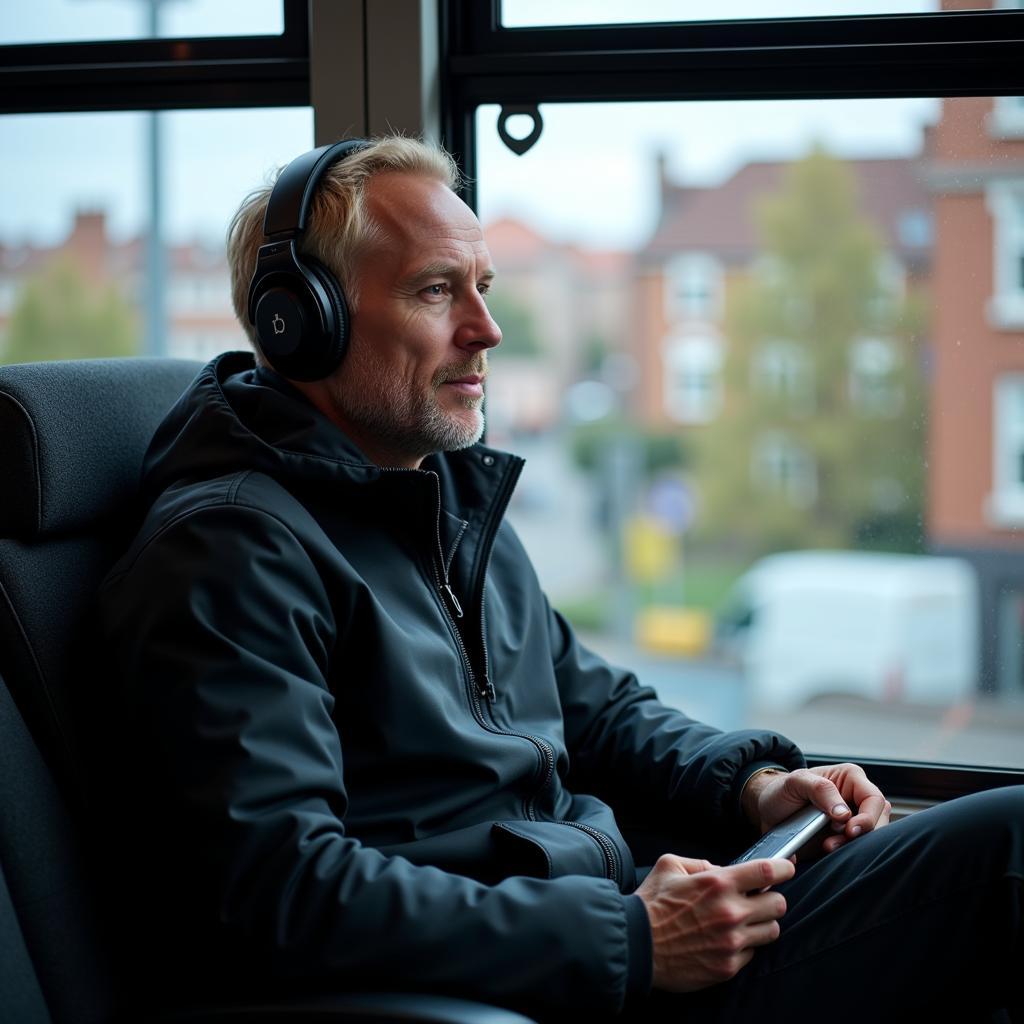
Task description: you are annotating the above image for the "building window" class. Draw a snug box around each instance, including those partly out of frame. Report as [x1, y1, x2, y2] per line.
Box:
[897, 209, 932, 250]
[751, 339, 814, 415]
[664, 253, 723, 323]
[663, 333, 723, 424]
[986, 181, 1024, 330]
[989, 96, 1024, 140]
[849, 336, 903, 416]
[869, 252, 908, 323]
[989, 374, 1024, 526]
[752, 431, 817, 507]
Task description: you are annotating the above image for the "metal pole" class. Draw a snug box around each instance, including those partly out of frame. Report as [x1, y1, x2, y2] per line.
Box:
[144, 0, 167, 356]
[603, 433, 640, 645]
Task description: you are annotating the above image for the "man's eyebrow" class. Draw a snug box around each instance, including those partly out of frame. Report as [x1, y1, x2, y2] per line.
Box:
[402, 262, 497, 287]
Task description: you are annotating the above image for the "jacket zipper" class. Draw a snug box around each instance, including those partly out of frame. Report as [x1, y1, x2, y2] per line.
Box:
[471, 459, 521, 704]
[458, 460, 597, 827]
[395, 463, 584, 834]
[428, 559, 551, 816]
[421, 469, 553, 816]
[556, 820, 620, 884]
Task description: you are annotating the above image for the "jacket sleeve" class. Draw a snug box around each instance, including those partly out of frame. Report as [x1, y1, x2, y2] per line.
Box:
[99, 500, 636, 1014]
[547, 598, 805, 844]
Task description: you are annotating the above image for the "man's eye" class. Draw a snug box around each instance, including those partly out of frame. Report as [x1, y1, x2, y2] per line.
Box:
[424, 283, 447, 298]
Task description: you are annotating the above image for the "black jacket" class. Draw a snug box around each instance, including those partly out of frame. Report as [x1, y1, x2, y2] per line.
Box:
[99, 351, 803, 1014]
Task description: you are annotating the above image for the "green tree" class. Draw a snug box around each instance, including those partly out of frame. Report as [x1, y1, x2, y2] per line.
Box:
[2, 257, 140, 364]
[571, 417, 691, 477]
[692, 148, 927, 557]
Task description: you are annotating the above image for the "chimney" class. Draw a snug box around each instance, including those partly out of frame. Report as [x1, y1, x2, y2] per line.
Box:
[65, 208, 109, 282]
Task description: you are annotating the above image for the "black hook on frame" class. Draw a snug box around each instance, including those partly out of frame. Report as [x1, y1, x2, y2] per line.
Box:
[497, 105, 544, 156]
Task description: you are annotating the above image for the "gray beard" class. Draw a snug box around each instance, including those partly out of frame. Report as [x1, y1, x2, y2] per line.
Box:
[332, 350, 485, 465]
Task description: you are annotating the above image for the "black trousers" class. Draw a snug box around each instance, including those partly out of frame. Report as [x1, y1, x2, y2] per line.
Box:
[628, 785, 1024, 1023]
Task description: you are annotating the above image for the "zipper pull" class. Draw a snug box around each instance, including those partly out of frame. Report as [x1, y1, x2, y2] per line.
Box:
[478, 673, 496, 702]
[443, 582, 464, 619]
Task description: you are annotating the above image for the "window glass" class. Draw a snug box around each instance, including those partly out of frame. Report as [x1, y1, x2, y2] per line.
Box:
[501, 0, 956, 27]
[0, 107, 313, 364]
[476, 95, 1024, 768]
[987, 183, 1024, 328]
[0, 0, 284, 45]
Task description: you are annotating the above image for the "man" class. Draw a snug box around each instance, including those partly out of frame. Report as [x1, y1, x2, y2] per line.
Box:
[100, 136, 1021, 1022]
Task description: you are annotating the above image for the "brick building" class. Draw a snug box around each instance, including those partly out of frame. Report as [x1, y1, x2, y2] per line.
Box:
[0, 209, 245, 363]
[631, 152, 932, 429]
[927, 91, 1024, 695]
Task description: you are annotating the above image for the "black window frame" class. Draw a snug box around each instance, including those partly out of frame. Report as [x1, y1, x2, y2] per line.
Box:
[442, 2, 1024, 207]
[0, 0, 309, 113]
[441, 0, 1024, 799]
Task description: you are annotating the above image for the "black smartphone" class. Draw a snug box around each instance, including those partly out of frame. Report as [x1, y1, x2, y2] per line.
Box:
[730, 805, 830, 865]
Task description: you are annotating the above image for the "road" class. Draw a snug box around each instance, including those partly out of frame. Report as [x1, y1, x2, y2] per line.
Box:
[581, 634, 1024, 771]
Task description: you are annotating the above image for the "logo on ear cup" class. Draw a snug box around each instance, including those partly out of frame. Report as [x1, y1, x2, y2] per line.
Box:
[255, 288, 306, 358]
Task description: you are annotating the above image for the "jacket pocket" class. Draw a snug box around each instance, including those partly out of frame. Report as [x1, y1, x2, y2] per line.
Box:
[491, 819, 628, 889]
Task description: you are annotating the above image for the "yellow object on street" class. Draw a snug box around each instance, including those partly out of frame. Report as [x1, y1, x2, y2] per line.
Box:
[635, 606, 711, 657]
[624, 516, 677, 584]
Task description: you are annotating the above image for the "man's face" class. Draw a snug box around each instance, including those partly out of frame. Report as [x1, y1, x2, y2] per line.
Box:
[322, 171, 502, 468]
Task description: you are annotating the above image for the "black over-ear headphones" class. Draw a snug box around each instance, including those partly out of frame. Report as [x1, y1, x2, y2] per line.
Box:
[247, 138, 370, 381]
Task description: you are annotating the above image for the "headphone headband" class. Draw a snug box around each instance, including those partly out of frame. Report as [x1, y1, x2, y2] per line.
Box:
[262, 138, 371, 239]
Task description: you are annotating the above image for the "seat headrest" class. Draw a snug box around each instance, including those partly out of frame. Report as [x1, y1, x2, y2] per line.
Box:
[0, 358, 202, 540]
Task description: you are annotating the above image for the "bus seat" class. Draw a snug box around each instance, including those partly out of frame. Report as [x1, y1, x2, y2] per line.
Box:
[0, 357, 533, 1024]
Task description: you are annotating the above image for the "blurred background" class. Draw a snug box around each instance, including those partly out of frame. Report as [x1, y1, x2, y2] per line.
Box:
[3, 0, 1023, 767]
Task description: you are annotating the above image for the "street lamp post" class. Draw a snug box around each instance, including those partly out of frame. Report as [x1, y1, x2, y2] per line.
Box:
[78, 0, 185, 356]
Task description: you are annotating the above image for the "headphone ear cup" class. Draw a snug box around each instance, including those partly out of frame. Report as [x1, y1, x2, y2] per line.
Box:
[304, 257, 351, 376]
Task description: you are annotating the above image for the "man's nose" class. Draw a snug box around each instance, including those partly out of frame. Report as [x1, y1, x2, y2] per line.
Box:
[455, 294, 502, 351]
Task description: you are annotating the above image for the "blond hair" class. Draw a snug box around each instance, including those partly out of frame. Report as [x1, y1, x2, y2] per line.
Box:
[226, 136, 461, 355]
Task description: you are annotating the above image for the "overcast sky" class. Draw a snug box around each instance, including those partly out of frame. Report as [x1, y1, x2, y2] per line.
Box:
[0, 0, 943, 251]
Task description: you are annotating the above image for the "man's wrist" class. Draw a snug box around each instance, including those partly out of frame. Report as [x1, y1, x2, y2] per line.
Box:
[739, 766, 788, 831]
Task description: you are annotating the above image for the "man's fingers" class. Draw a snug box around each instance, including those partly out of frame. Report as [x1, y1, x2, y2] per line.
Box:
[822, 834, 846, 855]
[726, 857, 796, 892]
[745, 890, 787, 925]
[743, 919, 784, 949]
[783, 769, 850, 822]
[808, 777, 851, 820]
[848, 792, 888, 835]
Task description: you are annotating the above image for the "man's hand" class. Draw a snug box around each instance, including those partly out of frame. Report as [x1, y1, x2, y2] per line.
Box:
[635, 855, 794, 992]
[743, 763, 892, 855]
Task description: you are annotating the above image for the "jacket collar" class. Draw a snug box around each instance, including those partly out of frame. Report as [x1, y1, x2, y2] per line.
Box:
[141, 351, 524, 529]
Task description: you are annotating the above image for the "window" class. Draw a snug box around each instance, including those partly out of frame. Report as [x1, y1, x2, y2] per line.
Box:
[989, 96, 1024, 138]
[0, 109, 314, 364]
[500, 0, 950, 27]
[997, 584, 1024, 696]
[986, 182, 1024, 329]
[6, 0, 1023, 780]
[460, 0, 1024, 768]
[989, 374, 1024, 525]
[664, 334, 723, 423]
[897, 209, 932, 249]
[0, 0, 285, 45]
[752, 431, 818, 507]
[752, 339, 814, 414]
[849, 337, 904, 416]
[868, 253, 909, 324]
[664, 253, 723, 323]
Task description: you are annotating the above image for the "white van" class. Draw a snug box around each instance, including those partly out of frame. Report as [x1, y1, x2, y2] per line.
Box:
[716, 550, 980, 710]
